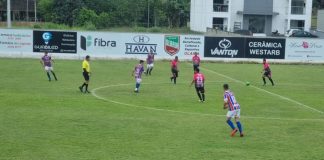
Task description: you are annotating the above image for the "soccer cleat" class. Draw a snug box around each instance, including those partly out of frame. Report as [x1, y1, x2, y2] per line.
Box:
[79, 86, 83, 92]
[231, 128, 238, 137]
[85, 90, 91, 93]
[240, 133, 244, 137]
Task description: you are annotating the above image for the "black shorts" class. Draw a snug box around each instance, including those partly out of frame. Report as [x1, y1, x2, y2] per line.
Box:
[171, 68, 178, 77]
[83, 72, 90, 81]
[263, 71, 271, 77]
[193, 64, 199, 70]
[195, 86, 205, 93]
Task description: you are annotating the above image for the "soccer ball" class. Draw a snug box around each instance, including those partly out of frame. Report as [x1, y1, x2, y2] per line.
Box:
[246, 81, 250, 86]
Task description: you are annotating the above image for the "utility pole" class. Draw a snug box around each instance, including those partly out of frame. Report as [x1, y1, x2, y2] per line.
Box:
[27, 0, 29, 22]
[147, 0, 150, 28]
[7, 0, 11, 28]
[34, 0, 37, 22]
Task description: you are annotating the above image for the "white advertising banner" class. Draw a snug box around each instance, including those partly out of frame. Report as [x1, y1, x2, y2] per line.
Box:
[77, 31, 204, 60]
[285, 38, 324, 61]
[179, 35, 204, 59]
[0, 29, 33, 53]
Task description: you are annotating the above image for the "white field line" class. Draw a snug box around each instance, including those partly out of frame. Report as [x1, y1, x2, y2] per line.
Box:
[199, 66, 324, 114]
[91, 83, 324, 122]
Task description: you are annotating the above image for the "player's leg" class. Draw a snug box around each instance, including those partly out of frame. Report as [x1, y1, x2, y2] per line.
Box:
[201, 87, 205, 102]
[262, 73, 267, 85]
[193, 64, 199, 71]
[262, 72, 268, 86]
[195, 87, 202, 101]
[226, 112, 237, 136]
[148, 64, 153, 75]
[170, 69, 174, 82]
[234, 110, 243, 137]
[135, 78, 141, 93]
[79, 72, 88, 92]
[268, 72, 274, 86]
[85, 80, 90, 93]
[145, 64, 149, 75]
[49, 67, 58, 81]
[173, 71, 178, 84]
[45, 66, 52, 81]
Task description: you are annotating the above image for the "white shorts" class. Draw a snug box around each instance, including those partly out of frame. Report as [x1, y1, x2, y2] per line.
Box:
[147, 63, 154, 68]
[136, 78, 142, 83]
[226, 109, 240, 118]
[45, 66, 53, 71]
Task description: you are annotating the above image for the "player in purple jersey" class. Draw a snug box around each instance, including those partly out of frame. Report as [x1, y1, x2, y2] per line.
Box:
[40, 52, 58, 81]
[145, 52, 155, 75]
[223, 84, 244, 137]
[132, 60, 145, 93]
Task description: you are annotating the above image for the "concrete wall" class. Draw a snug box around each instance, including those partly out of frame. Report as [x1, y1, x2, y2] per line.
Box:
[317, 10, 324, 31]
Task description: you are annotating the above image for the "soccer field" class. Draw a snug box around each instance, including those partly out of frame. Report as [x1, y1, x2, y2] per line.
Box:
[1, 58, 324, 160]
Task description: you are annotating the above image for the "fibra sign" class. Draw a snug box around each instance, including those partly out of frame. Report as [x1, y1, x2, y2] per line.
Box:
[211, 38, 238, 58]
[164, 35, 180, 56]
[125, 35, 157, 54]
[80, 35, 116, 51]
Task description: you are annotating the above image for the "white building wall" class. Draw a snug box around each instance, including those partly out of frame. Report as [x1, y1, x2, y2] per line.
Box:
[190, 0, 313, 33]
[229, 0, 244, 31]
[272, 0, 290, 34]
[318, 10, 324, 31]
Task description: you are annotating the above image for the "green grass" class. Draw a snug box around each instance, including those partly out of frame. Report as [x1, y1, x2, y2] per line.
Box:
[0, 22, 202, 34]
[0, 58, 324, 160]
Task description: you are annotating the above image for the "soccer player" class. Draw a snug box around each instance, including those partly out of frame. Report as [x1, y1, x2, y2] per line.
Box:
[190, 68, 205, 102]
[145, 52, 154, 75]
[170, 56, 179, 84]
[132, 60, 145, 93]
[223, 84, 244, 137]
[79, 55, 91, 93]
[40, 52, 58, 81]
[192, 52, 201, 71]
[262, 58, 275, 86]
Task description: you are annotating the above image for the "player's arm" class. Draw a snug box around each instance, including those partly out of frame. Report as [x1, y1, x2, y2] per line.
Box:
[223, 96, 229, 109]
[83, 68, 88, 73]
[190, 79, 195, 87]
[131, 67, 135, 76]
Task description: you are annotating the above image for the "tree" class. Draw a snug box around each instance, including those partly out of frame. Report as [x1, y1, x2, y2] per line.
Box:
[38, 0, 54, 22]
[51, 0, 84, 26]
[75, 8, 98, 27]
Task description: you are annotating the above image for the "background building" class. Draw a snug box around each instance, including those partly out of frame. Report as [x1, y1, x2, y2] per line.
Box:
[190, 0, 313, 35]
[318, 9, 324, 31]
[0, 0, 36, 22]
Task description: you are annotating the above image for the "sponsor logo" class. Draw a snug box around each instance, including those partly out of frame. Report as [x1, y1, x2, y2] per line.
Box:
[81, 35, 116, 51]
[210, 38, 238, 57]
[302, 42, 309, 48]
[33, 31, 77, 53]
[42, 32, 52, 45]
[164, 35, 180, 56]
[125, 35, 157, 54]
[289, 41, 323, 49]
[248, 41, 283, 56]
